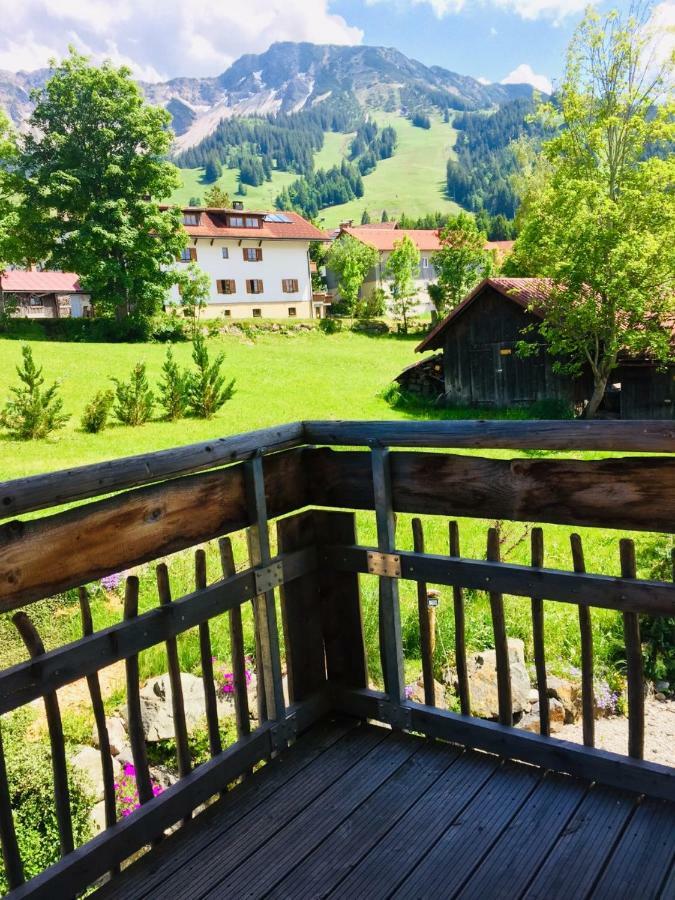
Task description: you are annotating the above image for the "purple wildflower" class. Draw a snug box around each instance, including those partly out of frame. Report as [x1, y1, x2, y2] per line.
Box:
[404, 684, 416, 701]
[101, 572, 122, 592]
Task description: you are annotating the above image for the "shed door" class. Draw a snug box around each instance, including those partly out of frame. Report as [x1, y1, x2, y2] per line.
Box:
[469, 348, 497, 404]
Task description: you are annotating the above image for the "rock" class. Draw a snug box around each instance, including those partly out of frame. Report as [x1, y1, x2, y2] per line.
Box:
[527, 688, 540, 705]
[405, 678, 447, 709]
[656, 681, 670, 693]
[467, 638, 530, 720]
[90, 800, 108, 834]
[655, 692, 667, 702]
[92, 716, 127, 756]
[549, 697, 565, 733]
[70, 746, 122, 802]
[130, 672, 256, 741]
[517, 698, 565, 734]
[547, 676, 581, 724]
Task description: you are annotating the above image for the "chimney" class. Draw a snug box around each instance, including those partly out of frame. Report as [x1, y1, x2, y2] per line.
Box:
[232, 201, 244, 211]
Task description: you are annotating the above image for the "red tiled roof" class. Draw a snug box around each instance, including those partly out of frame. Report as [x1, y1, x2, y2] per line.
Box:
[0, 270, 83, 293]
[416, 277, 552, 352]
[342, 227, 442, 252]
[164, 207, 329, 242]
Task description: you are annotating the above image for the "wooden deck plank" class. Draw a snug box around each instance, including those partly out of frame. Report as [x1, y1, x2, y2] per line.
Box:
[388, 762, 542, 900]
[590, 798, 675, 900]
[522, 785, 638, 900]
[265, 741, 462, 900]
[96, 717, 358, 900]
[456, 773, 589, 900]
[201, 730, 424, 898]
[328, 751, 505, 900]
[144, 723, 391, 900]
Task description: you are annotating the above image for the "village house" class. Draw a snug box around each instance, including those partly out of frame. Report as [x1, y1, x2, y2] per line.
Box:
[328, 224, 514, 314]
[0, 270, 91, 319]
[166, 205, 330, 319]
[409, 277, 675, 418]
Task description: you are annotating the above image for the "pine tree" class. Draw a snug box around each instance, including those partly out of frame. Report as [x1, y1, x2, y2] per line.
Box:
[186, 335, 236, 419]
[111, 363, 154, 426]
[158, 346, 189, 421]
[361, 209, 371, 225]
[0, 345, 70, 440]
[381, 210, 389, 223]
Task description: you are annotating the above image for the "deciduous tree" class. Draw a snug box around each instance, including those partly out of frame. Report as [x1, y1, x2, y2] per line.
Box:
[13, 49, 185, 320]
[509, 4, 675, 418]
[326, 233, 378, 315]
[431, 213, 493, 315]
[386, 234, 420, 333]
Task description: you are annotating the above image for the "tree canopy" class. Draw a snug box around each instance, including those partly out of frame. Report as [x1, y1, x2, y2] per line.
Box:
[507, 4, 675, 417]
[386, 235, 421, 333]
[431, 212, 493, 315]
[326, 233, 378, 315]
[11, 49, 185, 319]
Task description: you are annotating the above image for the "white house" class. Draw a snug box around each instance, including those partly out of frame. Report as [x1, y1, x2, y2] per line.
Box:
[166, 206, 330, 319]
[330, 225, 515, 315]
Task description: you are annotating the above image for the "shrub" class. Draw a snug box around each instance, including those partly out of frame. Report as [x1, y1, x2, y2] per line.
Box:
[527, 398, 574, 419]
[318, 316, 343, 334]
[80, 389, 114, 433]
[150, 311, 188, 343]
[158, 346, 189, 421]
[111, 362, 155, 426]
[186, 335, 236, 419]
[355, 287, 387, 319]
[0, 710, 93, 893]
[0, 345, 70, 439]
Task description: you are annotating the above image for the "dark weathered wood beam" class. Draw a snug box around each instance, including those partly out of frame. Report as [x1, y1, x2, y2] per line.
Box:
[305, 449, 675, 533]
[0, 547, 316, 715]
[0, 422, 304, 519]
[331, 686, 675, 802]
[0, 448, 307, 609]
[320, 545, 675, 616]
[303, 419, 675, 452]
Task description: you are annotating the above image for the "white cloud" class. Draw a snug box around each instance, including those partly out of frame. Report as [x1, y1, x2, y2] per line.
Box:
[0, 1, 363, 80]
[367, 0, 591, 20]
[501, 63, 552, 93]
[477, 76, 492, 84]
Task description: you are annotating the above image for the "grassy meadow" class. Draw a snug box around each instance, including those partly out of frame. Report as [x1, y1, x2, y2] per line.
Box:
[171, 112, 461, 226]
[0, 328, 668, 707]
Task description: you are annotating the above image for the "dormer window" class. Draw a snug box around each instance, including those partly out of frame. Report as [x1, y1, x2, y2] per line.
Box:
[183, 212, 200, 226]
[228, 216, 244, 227]
[245, 216, 261, 228]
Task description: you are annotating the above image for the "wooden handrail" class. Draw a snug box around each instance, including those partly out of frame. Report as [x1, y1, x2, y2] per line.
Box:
[0, 422, 305, 519]
[303, 419, 675, 451]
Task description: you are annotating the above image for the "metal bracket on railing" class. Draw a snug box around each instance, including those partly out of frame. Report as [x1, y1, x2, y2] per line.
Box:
[270, 713, 297, 750]
[254, 561, 284, 594]
[377, 700, 412, 730]
[367, 551, 402, 578]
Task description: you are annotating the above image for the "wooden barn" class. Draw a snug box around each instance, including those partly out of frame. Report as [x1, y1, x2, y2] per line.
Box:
[414, 278, 674, 418]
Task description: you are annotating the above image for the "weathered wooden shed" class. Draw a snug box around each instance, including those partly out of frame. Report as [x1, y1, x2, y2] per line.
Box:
[416, 278, 589, 410]
[415, 278, 674, 418]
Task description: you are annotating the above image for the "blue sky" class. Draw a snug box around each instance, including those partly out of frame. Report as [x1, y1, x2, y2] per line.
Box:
[0, 0, 668, 93]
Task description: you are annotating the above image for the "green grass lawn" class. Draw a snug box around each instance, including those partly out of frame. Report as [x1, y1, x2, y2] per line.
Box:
[0, 328, 669, 751]
[170, 112, 460, 226]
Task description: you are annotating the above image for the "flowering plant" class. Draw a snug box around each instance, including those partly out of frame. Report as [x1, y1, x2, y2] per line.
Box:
[214, 657, 254, 698]
[101, 572, 123, 592]
[114, 763, 162, 818]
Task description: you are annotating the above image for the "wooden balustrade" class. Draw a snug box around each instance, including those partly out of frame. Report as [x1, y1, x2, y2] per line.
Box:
[0, 420, 673, 897]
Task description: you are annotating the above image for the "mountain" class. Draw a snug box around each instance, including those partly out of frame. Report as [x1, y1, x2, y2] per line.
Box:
[0, 41, 536, 152]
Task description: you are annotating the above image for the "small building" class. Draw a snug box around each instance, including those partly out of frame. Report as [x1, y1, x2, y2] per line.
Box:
[166, 206, 330, 319]
[0, 270, 91, 318]
[414, 277, 674, 418]
[395, 353, 445, 400]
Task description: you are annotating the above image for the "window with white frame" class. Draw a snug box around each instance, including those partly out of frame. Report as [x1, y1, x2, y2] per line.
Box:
[221, 247, 229, 259]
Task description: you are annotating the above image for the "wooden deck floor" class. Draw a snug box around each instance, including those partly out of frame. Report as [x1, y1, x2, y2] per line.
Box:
[96, 717, 675, 900]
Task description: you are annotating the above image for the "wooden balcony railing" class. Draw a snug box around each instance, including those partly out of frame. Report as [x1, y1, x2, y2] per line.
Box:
[0, 420, 673, 898]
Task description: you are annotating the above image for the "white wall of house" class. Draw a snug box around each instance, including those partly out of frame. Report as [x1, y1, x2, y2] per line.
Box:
[361, 250, 437, 314]
[168, 237, 317, 319]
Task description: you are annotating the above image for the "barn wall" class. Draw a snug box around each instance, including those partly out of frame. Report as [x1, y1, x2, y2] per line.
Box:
[619, 366, 675, 419]
[441, 287, 581, 408]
